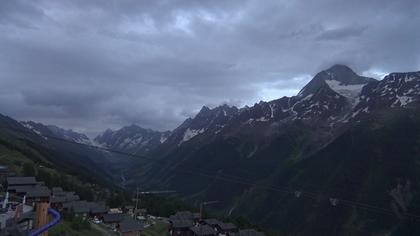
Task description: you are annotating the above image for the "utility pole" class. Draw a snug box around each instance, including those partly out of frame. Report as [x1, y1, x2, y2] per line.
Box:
[2, 192, 8, 209]
[134, 187, 139, 219]
[200, 201, 218, 219]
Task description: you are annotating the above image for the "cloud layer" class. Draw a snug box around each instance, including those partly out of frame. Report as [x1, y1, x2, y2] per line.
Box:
[0, 0, 419, 135]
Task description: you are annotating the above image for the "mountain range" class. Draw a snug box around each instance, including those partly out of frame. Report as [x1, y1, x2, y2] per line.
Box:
[1, 64, 420, 235]
[101, 65, 420, 160]
[120, 64, 420, 235]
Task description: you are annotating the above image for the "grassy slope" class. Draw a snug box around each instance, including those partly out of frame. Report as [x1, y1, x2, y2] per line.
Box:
[232, 110, 420, 235]
[0, 140, 100, 199]
[48, 220, 103, 236]
[143, 222, 170, 236]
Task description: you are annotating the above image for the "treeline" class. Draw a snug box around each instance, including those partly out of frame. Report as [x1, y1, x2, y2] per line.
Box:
[0, 138, 46, 165]
[0, 135, 112, 202]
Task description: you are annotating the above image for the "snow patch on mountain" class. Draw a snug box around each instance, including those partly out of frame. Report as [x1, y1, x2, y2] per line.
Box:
[405, 75, 416, 82]
[325, 79, 366, 101]
[302, 94, 313, 101]
[393, 95, 413, 107]
[255, 117, 269, 122]
[160, 135, 168, 143]
[72, 136, 91, 145]
[21, 122, 44, 137]
[269, 104, 276, 118]
[180, 128, 205, 144]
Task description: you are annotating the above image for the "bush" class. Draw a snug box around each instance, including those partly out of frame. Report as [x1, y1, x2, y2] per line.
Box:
[22, 162, 35, 176]
[70, 216, 90, 230]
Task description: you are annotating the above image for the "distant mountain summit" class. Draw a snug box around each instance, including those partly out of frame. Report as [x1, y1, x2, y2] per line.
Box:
[160, 104, 239, 148]
[20, 121, 91, 145]
[94, 124, 170, 154]
[298, 64, 376, 100]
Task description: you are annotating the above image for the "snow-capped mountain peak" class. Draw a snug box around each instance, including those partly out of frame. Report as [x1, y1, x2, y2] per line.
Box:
[94, 124, 171, 154]
[20, 121, 91, 144]
[350, 71, 420, 120]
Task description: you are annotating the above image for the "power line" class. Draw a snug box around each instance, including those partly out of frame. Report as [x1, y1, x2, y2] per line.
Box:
[1, 125, 420, 221]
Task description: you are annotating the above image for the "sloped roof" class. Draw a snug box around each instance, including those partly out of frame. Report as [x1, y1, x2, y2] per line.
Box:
[51, 191, 80, 203]
[190, 225, 217, 236]
[119, 218, 144, 233]
[203, 219, 220, 226]
[52, 187, 63, 193]
[9, 185, 38, 193]
[171, 219, 194, 228]
[238, 229, 266, 236]
[7, 177, 37, 186]
[91, 205, 108, 214]
[218, 222, 237, 231]
[50, 196, 67, 203]
[62, 200, 107, 214]
[172, 211, 195, 220]
[25, 187, 51, 198]
[103, 213, 125, 223]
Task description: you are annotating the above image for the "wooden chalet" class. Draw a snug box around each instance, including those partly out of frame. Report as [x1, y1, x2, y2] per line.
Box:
[6, 177, 37, 190]
[103, 213, 125, 229]
[51, 190, 80, 210]
[216, 222, 238, 235]
[119, 218, 144, 236]
[190, 225, 217, 236]
[169, 219, 194, 236]
[25, 187, 51, 204]
[237, 229, 266, 236]
[170, 211, 200, 223]
[62, 200, 108, 219]
[201, 219, 220, 229]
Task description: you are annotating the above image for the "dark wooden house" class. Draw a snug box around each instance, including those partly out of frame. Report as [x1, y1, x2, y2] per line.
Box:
[119, 218, 144, 236]
[237, 229, 266, 236]
[169, 219, 194, 236]
[216, 222, 238, 235]
[190, 225, 217, 236]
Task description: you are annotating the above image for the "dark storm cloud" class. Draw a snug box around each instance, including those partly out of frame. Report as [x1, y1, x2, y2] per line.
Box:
[0, 0, 419, 135]
[316, 25, 368, 41]
[0, 0, 45, 28]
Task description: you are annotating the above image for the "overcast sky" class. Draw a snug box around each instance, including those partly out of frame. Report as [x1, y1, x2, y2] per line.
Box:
[0, 0, 419, 136]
